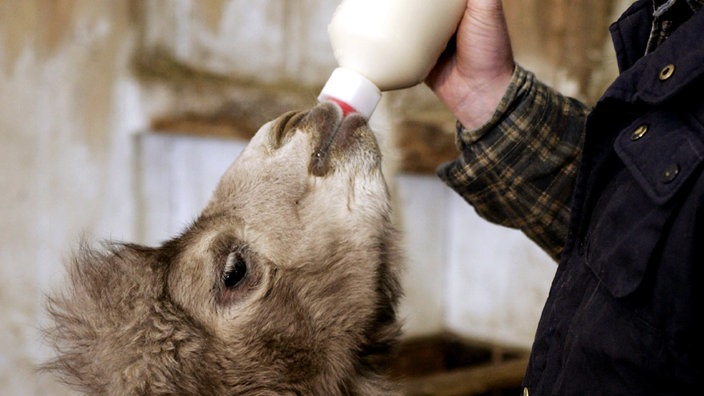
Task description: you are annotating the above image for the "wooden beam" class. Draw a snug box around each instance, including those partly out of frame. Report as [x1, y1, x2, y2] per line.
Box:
[400, 356, 529, 396]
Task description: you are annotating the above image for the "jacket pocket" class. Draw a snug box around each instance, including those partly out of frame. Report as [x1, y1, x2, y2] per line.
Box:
[585, 113, 704, 298]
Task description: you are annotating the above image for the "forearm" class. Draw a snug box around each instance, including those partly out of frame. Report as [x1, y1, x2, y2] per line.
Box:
[437, 65, 590, 261]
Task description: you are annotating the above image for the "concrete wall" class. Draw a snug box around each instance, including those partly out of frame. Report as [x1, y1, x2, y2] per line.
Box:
[0, 0, 629, 394]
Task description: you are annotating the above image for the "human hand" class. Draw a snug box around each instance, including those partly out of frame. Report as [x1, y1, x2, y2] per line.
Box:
[426, 0, 514, 129]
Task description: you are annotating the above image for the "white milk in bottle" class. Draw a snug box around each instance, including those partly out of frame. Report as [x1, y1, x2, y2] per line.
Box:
[318, 0, 466, 118]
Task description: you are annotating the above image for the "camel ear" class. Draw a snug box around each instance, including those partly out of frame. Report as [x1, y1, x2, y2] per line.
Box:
[42, 242, 161, 387]
[62, 242, 158, 300]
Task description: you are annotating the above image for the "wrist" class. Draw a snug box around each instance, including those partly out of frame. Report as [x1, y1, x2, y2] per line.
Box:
[445, 64, 515, 129]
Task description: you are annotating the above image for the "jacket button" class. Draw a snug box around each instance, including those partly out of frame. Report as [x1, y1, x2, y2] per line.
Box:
[662, 163, 680, 183]
[659, 64, 676, 80]
[631, 124, 648, 140]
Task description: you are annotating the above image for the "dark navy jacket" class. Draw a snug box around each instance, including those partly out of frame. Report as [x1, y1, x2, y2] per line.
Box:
[523, 1, 704, 394]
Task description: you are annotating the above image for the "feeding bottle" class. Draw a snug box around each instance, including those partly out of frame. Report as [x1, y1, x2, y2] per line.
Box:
[318, 0, 466, 119]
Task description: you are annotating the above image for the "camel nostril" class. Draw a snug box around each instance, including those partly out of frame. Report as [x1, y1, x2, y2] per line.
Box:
[271, 111, 306, 148]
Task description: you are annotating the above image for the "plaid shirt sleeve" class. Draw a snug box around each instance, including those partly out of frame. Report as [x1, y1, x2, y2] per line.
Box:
[436, 65, 591, 261]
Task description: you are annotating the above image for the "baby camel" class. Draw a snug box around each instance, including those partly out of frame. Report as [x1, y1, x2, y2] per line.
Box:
[44, 102, 403, 395]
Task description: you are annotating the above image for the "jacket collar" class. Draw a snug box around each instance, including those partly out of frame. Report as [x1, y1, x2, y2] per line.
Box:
[602, 4, 704, 105]
[647, 0, 703, 52]
[654, 0, 704, 13]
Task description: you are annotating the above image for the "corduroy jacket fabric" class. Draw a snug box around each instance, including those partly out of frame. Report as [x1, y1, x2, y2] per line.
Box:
[439, 1, 704, 394]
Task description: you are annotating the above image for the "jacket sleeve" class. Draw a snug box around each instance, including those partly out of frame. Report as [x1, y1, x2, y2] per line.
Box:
[436, 65, 590, 261]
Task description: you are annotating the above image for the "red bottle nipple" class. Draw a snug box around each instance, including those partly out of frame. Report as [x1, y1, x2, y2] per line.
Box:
[326, 97, 358, 117]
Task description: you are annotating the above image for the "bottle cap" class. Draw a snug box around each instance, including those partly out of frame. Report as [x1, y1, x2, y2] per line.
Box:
[318, 67, 381, 119]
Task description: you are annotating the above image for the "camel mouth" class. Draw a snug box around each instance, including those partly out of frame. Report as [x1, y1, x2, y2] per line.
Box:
[309, 113, 350, 176]
[308, 104, 376, 177]
[267, 103, 378, 177]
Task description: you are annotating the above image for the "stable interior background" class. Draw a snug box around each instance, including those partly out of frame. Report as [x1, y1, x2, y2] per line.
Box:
[1, 0, 629, 394]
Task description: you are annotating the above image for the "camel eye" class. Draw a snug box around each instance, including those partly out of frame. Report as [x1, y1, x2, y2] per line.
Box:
[223, 252, 247, 288]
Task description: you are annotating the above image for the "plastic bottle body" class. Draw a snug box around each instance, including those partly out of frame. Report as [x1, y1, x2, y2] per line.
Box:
[318, 0, 466, 118]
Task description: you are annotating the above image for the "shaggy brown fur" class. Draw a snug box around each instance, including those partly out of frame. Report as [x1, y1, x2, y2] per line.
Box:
[44, 102, 403, 395]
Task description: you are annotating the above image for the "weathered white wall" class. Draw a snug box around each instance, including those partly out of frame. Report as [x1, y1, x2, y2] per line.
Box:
[444, 195, 556, 347]
[140, 0, 338, 86]
[0, 0, 629, 394]
[0, 2, 144, 394]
